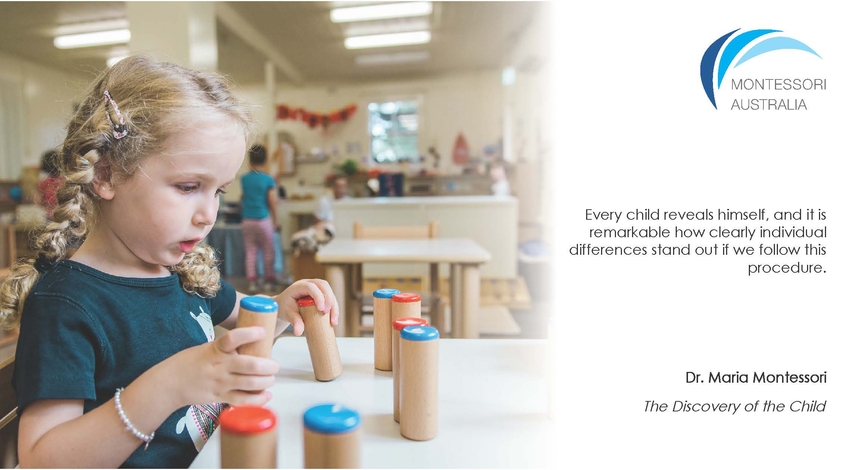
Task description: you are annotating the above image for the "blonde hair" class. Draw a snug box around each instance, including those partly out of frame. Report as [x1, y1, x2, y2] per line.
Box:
[0, 55, 256, 329]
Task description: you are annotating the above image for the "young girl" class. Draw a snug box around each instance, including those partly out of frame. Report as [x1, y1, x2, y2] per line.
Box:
[0, 55, 339, 468]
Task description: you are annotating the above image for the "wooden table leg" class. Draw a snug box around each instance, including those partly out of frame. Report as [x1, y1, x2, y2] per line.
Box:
[429, 263, 443, 332]
[345, 264, 362, 338]
[450, 263, 462, 337]
[350, 263, 364, 336]
[325, 264, 346, 337]
[460, 263, 481, 339]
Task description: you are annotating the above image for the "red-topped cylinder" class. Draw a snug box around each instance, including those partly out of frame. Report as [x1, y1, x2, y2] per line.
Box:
[220, 406, 277, 468]
[392, 317, 429, 422]
[298, 295, 342, 381]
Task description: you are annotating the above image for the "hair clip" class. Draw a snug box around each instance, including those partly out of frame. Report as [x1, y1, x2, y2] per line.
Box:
[103, 90, 129, 140]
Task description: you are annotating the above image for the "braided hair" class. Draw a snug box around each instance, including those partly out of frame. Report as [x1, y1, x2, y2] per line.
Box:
[0, 55, 256, 329]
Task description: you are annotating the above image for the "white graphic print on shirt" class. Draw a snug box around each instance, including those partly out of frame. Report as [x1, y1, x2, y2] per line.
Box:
[176, 403, 228, 451]
[180, 306, 224, 450]
[189, 306, 215, 342]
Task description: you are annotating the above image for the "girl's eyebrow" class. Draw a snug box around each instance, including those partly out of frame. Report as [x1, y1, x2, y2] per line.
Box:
[175, 171, 214, 181]
[175, 172, 234, 186]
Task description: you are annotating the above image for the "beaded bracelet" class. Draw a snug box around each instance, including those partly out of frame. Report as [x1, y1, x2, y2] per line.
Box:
[114, 388, 155, 450]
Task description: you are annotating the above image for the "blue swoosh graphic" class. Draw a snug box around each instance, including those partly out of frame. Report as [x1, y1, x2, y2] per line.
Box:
[717, 29, 780, 87]
[735, 36, 821, 67]
[700, 29, 738, 109]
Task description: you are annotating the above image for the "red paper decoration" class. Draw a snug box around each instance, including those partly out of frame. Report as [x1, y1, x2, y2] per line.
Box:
[452, 132, 470, 164]
[277, 103, 358, 129]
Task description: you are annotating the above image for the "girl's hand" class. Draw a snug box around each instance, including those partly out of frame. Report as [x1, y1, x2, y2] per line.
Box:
[163, 326, 280, 408]
[273, 279, 339, 336]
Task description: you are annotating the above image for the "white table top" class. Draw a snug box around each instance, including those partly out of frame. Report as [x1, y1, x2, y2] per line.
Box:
[191, 337, 551, 469]
[334, 195, 518, 207]
[315, 238, 492, 264]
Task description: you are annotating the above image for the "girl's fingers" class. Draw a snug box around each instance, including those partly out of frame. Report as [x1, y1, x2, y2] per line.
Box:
[298, 280, 330, 312]
[227, 390, 272, 407]
[286, 279, 334, 312]
[290, 313, 305, 337]
[298, 279, 339, 325]
[228, 355, 280, 375]
[230, 374, 276, 393]
[215, 326, 266, 354]
[283, 279, 338, 334]
[311, 279, 340, 326]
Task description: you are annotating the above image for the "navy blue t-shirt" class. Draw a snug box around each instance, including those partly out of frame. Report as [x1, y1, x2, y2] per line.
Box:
[13, 260, 237, 468]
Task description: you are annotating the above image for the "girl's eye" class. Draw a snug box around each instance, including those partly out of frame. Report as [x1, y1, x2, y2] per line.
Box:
[176, 184, 198, 193]
[215, 188, 228, 196]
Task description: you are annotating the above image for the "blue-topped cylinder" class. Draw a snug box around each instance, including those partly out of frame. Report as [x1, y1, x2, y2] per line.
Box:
[373, 288, 401, 371]
[373, 288, 401, 298]
[236, 296, 278, 358]
[303, 404, 362, 468]
[399, 324, 440, 441]
[240, 296, 278, 314]
[401, 325, 440, 341]
[303, 404, 361, 434]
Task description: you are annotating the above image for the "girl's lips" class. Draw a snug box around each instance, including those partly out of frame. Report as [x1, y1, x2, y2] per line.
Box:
[179, 239, 201, 253]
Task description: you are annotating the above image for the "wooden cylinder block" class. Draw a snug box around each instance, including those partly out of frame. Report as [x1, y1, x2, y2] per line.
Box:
[303, 404, 361, 468]
[392, 317, 429, 423]
[298, 296, 343, 381]
[399, 325, 440, 441]
[373, 288, 400, 371]
[236, 296, 279, 358]
[391, 293, 421, 326]
[220, 406, 277, 469]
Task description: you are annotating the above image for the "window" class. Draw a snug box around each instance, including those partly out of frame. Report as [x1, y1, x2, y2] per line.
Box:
[368, 100, 419, 163]
[0, 77, 24, 179]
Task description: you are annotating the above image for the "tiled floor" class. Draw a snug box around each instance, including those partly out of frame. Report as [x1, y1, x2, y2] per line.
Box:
[223, 275, 550, 340]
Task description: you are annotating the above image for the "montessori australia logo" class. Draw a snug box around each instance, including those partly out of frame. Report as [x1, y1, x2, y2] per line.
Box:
[700, 29, 824, 110]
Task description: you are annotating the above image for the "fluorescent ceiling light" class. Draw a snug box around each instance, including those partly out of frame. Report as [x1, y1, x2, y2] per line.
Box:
[344, 17, 430, 37]
[345, 31, 431, 49]
[49, 19, 129, 37]
[331, 2, 432, 23]
[54, 29, 131, 49]
[356, 51, 430, 66]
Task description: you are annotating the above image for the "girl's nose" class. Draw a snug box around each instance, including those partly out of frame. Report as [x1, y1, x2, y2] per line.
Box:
[194, 196, 218, 226]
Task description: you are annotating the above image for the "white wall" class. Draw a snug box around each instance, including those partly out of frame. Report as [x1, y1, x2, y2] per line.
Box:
[0, 52, 89, 172]
[500, 3, 552, 244]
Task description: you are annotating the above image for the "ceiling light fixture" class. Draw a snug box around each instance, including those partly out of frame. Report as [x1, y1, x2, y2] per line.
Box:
[356, 51, 430, 66]
[345, 31, 431, 49]
[54, 29, 131, 49]
[344, 17, 431, 37]
[48, 19, 129, 37]
[331, 2, 433, 23]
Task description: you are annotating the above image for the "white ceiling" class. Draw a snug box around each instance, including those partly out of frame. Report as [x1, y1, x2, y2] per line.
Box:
[0, 1, 547, 86]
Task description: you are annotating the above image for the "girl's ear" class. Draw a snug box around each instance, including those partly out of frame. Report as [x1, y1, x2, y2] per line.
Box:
[92, 163, 115, 200]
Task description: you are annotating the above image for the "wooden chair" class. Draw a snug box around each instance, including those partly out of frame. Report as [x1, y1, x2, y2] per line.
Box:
[352, 221, 445, 334]
[0, 356, 17, 468]
[353, 221, 440, 239]
[0, 225, 16, 278]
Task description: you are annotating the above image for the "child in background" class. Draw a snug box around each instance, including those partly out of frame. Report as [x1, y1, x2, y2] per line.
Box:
[35, 149, 64, 220]
[240, 144, 278, 294]
[0, 55, 338, 468]
[489, 162, 511, 196]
